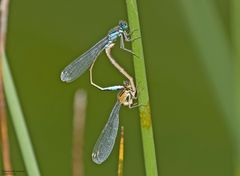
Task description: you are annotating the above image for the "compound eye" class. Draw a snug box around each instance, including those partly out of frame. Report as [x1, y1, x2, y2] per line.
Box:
[123, 80, 130, 86]
[119, 21, 128, 30]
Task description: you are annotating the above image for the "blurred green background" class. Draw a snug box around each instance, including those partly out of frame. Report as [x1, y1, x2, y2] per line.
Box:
[2, 0, 237, 175]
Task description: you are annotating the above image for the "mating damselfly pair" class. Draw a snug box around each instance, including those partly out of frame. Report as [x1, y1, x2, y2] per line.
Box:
[60, 20, 138, 164]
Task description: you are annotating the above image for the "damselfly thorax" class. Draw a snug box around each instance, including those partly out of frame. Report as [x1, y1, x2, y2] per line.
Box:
[117, 81, 136, 108]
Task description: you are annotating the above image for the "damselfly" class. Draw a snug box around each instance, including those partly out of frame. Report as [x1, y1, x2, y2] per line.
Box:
[92, 81, 137, 164]
[60, 21, 134, 84]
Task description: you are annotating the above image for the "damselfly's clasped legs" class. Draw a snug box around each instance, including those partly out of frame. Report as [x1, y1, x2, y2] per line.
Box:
[60, 20, 136, 84]
[92, 81, 138, 164]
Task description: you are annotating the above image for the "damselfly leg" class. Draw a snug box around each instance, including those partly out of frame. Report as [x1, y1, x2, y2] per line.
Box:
[123, 29, 141, 42]
[120, 29, 141, 56]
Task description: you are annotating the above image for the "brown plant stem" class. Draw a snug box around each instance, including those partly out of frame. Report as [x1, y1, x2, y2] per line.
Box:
[0, 0, 13, 175]
[73, 90, 87, 176]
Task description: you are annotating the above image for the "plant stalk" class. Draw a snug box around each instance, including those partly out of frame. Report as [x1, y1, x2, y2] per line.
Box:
[0, 0, 41, 175]
[126, 0, 158, 175]
[232, 0, 240, 175]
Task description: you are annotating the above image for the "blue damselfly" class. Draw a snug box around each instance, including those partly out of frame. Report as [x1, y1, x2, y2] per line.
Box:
[60, 21, 134, 86]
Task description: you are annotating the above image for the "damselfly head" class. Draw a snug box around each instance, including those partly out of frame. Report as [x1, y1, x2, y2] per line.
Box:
[123, 80, 131, 90]
[119, 20, 128, 31]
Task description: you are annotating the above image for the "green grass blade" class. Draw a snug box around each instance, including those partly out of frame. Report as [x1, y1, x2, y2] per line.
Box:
[2, 52, 41, 176]
[125, 0, 158, 175]
[232, 0, 240, 175]
[179, 0, 234, 121]
[179, 1, 240, 174]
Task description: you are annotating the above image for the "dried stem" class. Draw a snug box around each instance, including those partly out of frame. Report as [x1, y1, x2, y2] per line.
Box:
[0, 0, 13, 175]
[0, 0, 41, 175]
[117, 126, 124, 176]
[72, 90, 87, 176]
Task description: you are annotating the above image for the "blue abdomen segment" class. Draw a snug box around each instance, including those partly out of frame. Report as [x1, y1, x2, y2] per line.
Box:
[102, 85, 124, 91]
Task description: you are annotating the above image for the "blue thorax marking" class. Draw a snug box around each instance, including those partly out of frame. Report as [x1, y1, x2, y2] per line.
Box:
[105, 27, 124, 48]
[108, 27, 123, 42]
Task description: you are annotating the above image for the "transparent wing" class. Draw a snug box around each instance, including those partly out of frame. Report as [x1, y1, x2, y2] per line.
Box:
[92, 100, 122, 164]
[60, 36, 109, 82]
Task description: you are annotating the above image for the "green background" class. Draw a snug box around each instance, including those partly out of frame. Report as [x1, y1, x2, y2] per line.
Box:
[3, 0, 234, 175]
